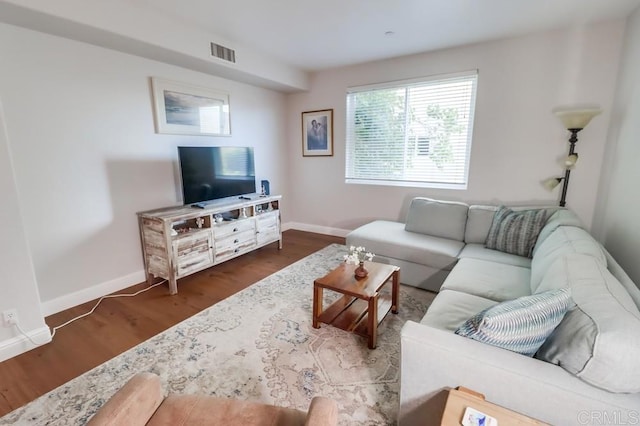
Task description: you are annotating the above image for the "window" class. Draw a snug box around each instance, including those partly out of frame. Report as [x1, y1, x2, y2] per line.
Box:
[345, 70, 477, 189]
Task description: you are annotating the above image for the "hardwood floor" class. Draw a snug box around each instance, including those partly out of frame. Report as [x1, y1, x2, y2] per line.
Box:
[0, 230, 344, 418]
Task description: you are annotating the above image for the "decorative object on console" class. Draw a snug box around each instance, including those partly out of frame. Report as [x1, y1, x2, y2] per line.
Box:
[485, 206, 548, 258]
[344, 245, 374, 279]
[543, 106, 601, 207]
[302, 109, 334, 157]
[150, 77, 231, 136]
[261, 179, 270, 196]
[455, 288, 573, 356]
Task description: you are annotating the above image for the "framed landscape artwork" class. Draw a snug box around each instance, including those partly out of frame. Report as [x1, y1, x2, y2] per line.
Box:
[301, 109, 333, 157]
[151, 77, 231, 136]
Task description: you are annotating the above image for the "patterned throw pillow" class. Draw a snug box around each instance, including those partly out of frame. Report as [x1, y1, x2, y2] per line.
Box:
[455, 288, 573, 356]
[485, 206, 548, 257]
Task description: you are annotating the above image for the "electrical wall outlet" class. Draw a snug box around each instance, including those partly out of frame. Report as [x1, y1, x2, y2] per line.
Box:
[3, 309, 18, 326]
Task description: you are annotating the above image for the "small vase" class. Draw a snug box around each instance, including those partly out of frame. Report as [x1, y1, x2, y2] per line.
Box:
[354, 261, 368, 279]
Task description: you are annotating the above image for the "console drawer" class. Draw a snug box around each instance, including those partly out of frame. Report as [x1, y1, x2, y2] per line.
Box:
[213, 219, 255, 239]
[215, 229, 256, 262]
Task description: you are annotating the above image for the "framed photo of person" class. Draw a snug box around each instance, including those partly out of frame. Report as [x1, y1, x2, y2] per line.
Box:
[301, 109, 333, 157]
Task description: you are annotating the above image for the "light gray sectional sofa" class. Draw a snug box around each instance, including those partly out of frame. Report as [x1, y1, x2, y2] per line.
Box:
[346, 198, 640, 425]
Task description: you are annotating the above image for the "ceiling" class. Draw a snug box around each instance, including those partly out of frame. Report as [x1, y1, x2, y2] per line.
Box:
[131, 0, 640, 72]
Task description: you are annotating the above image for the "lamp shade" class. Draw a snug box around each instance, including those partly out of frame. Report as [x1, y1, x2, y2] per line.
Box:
[553, 107, 601, 130]
[542, 177, 563, 191]
[564, 153, 579, 168]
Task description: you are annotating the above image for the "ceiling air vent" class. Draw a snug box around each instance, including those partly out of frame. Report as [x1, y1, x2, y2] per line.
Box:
[210, 42, 236, 63]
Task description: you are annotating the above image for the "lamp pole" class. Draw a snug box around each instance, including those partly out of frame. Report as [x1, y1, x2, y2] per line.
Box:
[559, 128, 580, 207]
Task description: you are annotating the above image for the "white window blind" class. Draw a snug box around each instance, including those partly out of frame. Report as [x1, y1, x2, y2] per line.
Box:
[345, 71, 478, 189]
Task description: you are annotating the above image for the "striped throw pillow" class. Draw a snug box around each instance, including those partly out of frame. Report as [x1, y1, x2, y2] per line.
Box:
[455, 288, 573, 356]
[485, 206, 548, 257]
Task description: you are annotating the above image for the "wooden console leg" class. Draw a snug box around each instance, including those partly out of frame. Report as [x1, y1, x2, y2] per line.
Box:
[312, 285, 323, 328]
[145, 271, 154, 286]
[168, 277, 178, 295]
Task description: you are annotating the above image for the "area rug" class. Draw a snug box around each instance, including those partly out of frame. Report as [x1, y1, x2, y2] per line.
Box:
[2, 244, 435, 425]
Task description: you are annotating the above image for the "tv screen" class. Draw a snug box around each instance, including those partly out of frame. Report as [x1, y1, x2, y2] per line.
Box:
[178, 146, 256, 205]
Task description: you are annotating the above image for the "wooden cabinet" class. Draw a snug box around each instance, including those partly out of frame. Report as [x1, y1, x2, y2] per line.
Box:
[137, 195, 282, 294]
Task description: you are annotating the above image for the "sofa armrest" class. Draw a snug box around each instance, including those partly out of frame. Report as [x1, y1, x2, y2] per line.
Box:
[305, 396, 338, 426]
[399, 321, 640, 426]
[87, 372, 164, 426]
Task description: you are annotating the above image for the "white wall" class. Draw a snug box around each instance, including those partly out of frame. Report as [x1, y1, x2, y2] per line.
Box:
[286, 21, 624, 233]
[0, 100, 50, 362]
[0, 0, 309, 92]
[593, 7, 640, 284]
[0, 23, 288, 315]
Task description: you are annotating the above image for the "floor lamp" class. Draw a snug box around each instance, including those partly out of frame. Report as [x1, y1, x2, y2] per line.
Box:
[543, 107, 601, 207]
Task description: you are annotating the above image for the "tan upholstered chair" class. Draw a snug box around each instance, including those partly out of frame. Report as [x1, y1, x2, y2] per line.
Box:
[87, 372, 338, 426]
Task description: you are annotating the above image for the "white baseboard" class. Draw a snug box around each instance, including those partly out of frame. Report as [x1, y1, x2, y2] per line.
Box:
[41, 270, 146, 316]
[283, 221, 350, 238]
[0, 326, 52, 363]
[41, 225, 343, 317]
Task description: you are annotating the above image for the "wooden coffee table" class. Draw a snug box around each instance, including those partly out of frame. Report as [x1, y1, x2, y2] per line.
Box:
[312, 261, 400, 349]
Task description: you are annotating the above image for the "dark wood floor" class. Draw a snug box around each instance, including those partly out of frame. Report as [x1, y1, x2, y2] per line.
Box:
[0, 230, 344, 417]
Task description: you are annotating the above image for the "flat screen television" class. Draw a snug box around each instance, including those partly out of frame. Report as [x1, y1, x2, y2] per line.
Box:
[178, 146, 256, 205]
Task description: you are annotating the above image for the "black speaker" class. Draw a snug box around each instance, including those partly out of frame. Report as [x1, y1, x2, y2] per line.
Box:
[260, 180, 270, 196]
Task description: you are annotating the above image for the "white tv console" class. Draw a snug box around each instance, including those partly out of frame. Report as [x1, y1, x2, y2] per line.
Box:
[137, 195, 282, 294]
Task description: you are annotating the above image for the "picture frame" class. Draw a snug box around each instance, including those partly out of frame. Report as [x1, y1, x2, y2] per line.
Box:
[302, 109, 333, 157]
[151, 77, 231, 136]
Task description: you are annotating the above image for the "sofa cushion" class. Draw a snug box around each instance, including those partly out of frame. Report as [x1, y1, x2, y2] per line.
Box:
[535, 254, 640, 393]
[459, 243, 532, 268]
[530, 226, 606, 293]
[532, 209, 583, 257]
[346, 220, 463, 270]
[604, 250, 640, 310]
[404, 197, 469, 241]
[421, 289, 498, 331]
[455, 288, 572, 356]
[440, 257, 531, 302]
[464, 205, 498, 244]
[485, 206, 548, 258]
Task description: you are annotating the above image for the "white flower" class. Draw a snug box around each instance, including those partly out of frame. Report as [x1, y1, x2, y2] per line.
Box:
[343, 246, 375, 265]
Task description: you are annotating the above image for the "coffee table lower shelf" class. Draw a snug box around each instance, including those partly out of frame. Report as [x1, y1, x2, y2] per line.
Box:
[317, 293, 393, 337]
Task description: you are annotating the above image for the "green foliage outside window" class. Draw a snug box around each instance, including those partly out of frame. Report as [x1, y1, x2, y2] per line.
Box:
[352, 89, 463, 174]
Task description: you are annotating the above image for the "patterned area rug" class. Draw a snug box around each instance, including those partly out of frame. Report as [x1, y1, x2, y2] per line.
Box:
[2, 244, 435, 425]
